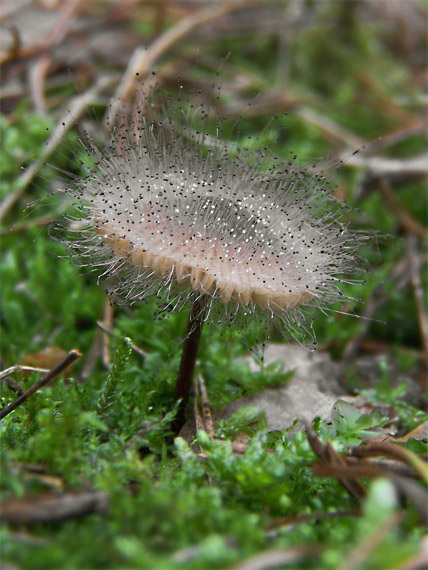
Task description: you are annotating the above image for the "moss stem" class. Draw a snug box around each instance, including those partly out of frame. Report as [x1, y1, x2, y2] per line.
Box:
[172, 296, 206, 433]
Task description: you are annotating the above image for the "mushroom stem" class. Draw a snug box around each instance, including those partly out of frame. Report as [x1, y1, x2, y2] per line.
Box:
[172, 296, 206, 433]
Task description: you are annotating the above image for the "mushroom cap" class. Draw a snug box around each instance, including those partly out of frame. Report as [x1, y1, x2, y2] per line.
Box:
[57, 87, 366, 347]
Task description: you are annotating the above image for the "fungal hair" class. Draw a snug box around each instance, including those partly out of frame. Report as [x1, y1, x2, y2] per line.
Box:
[52, 74, 370, 349]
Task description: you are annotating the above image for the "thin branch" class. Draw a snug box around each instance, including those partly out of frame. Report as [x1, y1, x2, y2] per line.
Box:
[0, 16, 21, 64]
[377, 178, 427, 239]
[198, 374, 215, 437]
[340, 250, 420, 369]
[296, 106, 365, 149]
[1, 0, 84, 67]
[312, 462, 417, 480]
[306, 422, 366, 501]
[101, 299, 114, 368]
[346, 153, 428, 181]
[95, 320, 147, 360]
[28, 54, 52, 116]
[355, 69, 418, 126]
[80, 329, 102, 381]
[325, 441, 367, 500]
[0, 214, 56, 236]
[407, 234, 428, 367]
[44, 0, 85, 48]
[350, 442, 428, 484]
[231, 546, 319, 570]
[0, 350, 81, 420]
[193, 376, 205, 433]
[0, 75, 117, 223]
[0, 365, 50, 382]
[339, 283, 387, 371]
[358, 122, 427, 155]
[0, 490, 108, 525]
[338, 513, 402, 570]
[104, 0, 256, 126]
[265, 509, 361, 536]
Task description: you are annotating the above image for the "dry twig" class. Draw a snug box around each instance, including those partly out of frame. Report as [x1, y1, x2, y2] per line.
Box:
[0, 365, 50, 382]
[0, 490, 108, 525]
[104, 0, 256, 126]
[0, 350, 81, 420]
[406, 234, 428, 367]
[377, 178, 427, 239]
[296, 106, 365, 149]
[101, 299, 114, 368]
[80, 329, 102, 381]
[28, 54, 52, 116]
[265, 509, 361, 536]
[349, 442, 428, 484]
[347, 153, 428, 181]
[231, 547, 319, 570]
[338, 512, 402, 570]
[306, 422, 366, 501]
[389, 536, 428, 570]
[0, 214, 56, 236]
[0, 75, 117, 223]
[0, 16, 21, 65]
[197, 374, 215, 437]
[340, 249, 421, 369]
[1, 0, 84, 67]
[193, 376, 205, 433]
[356, 69, 419, 126]
[95, 320, 147, 360]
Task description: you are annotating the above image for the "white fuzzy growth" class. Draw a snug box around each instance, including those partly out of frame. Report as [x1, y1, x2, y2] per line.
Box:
[57, 86, 367, 347]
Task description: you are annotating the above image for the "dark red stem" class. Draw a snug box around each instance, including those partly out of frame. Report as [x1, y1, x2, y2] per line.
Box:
[172, 296, 205, 433]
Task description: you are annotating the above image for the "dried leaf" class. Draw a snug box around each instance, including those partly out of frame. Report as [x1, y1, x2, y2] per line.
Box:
[19, 347, 74, 377]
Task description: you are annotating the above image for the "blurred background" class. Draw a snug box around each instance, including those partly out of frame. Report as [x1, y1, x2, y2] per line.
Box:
[1, 2, 427, 568]
[1, 0, 426, 382]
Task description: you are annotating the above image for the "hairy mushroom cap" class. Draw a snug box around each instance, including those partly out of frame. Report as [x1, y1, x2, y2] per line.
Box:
[55, 80, 367, 348]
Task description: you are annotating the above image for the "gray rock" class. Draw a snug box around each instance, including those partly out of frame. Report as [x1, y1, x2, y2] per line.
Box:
[218, 344, 424, 434]
[220, 344, 343, 432]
